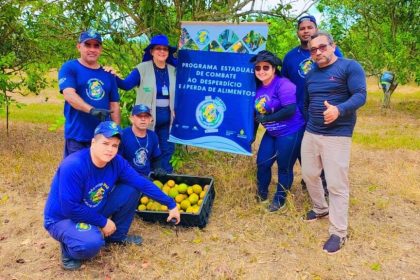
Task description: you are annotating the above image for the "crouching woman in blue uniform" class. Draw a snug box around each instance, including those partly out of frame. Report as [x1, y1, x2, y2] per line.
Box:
[43, 121, 180, 270]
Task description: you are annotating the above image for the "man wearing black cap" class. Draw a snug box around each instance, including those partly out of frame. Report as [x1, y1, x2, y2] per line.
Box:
[58, 29, 121, 157]
[43, 121, 180, 270]
[281, 15, 343, 192]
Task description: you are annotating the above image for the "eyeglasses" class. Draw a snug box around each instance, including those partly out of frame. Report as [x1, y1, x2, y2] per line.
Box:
[310, 44, 330, 54]
[153, 46, 169, 52]
[255, 65, 271, 72]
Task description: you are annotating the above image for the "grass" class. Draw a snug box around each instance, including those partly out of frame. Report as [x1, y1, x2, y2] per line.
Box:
[0, 82, 419, 279]
[0, 103, 62, 124]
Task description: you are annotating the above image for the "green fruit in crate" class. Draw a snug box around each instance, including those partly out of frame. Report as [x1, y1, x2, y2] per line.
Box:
[140, 196, 149, 205]
[180, 199, 191, 210]
[177, 183, 188, 194]
[192, 184, 202, 194]
[186, 206, 194, 213]
[160, 205, 168, 211]
[162, 185, 170, 195]
[153, 202, 161, 211]
[166, 179, 175, 188]
[188, 193, 199, 205]
[168, 188, 179, 198]
[199, 191, 206, 199]
[192, 205, 200, 213]
[175, 194, 184, 203]
[187, 187, 194, 195]
[198, 199, 203, 206]
[138, 204, 146, 211]
[153, 180, 163, 189]
[146, 201, 154, 210]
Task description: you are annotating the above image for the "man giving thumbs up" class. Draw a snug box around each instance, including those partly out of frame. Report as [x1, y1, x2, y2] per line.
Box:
[301, 31, 366, 254]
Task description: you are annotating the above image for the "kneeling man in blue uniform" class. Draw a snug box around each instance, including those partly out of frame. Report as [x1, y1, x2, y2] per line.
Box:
[43, 121, 180, 270]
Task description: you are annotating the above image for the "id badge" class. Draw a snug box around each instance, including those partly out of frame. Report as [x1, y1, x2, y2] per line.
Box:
[162, 85, 169, 96]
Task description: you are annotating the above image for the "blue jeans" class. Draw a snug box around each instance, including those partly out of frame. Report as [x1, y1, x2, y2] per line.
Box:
[46, 184, 140, 260]
[155, 106, 175, 173]
[256, 128, 304, 205]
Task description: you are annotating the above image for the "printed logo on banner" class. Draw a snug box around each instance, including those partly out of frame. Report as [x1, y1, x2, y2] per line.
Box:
[196, 96, 226, 132]
[195, 30, 210, 46]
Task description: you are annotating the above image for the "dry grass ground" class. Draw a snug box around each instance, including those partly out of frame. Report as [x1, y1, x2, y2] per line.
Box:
[0, 80, 419, 279]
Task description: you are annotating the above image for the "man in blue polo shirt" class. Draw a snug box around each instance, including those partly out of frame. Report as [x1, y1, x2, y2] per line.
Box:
[58, 29, 121, 157]
[281, 15, 343, 192]
[44, 121, 180, 270]
[120, 104, 166, 177]
[301, 31, 366, 254]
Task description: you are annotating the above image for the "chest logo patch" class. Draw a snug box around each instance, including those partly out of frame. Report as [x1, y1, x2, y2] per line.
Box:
[86, 78, 105, 100]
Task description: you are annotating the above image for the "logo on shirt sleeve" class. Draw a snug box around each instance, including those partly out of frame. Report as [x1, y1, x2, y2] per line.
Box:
[86, 78, 105, 100]
[58, 78, 66, 85]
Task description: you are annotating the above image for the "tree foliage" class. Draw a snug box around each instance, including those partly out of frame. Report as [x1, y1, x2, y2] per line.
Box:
[318, 0, 419, 84]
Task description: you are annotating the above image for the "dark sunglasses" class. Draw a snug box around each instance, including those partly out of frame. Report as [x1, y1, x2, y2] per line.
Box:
[154, 46, 169, 52]
[310, 44, 330, 54]
[255, 65, 271, 72]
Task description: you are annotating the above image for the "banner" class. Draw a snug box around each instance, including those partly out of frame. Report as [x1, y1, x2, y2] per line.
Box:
[169, 22, 268, 155]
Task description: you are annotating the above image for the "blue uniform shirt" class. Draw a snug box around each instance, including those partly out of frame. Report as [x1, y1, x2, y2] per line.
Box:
[304, 57, 366, 137]
[58, 59, 120, 141]
[281, 46, 343, 113]
[120, 127, 161, 176]
[43, 149, 175, 228]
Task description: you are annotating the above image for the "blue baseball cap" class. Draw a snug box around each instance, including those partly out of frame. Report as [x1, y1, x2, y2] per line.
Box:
[131, 104, 151, 116]
[297, 15, 317, 28]
[94, 121, 122, 138]
[79, 29, 102, 44]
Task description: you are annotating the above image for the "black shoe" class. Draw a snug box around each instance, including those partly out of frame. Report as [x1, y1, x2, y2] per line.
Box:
[106, 235, 143, 246]
[267, 202, 287, 213]
[303, 210, 329, 222]
[323, 234, 346, 254]
[61, 244, 81, 270]
[255, 192, 268, 204]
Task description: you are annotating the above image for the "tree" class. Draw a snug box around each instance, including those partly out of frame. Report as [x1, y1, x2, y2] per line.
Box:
[318, 0, 419, 84]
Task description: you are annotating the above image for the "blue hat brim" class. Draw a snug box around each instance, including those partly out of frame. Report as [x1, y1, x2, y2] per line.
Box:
[142, 44, 178, 66]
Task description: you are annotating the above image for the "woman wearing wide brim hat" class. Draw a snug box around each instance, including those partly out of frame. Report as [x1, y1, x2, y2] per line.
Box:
[250, 50, 305, 212]
[111, 34, 178, 173]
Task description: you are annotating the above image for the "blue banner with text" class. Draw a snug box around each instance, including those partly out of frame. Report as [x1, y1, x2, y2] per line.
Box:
[169, 50, 256, 155]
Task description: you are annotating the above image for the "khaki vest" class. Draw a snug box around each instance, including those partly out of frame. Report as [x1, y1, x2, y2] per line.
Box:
[135, 61, 176, 131]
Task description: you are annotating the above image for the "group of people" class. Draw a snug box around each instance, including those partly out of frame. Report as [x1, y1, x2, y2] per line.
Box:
[43, 14, 366, 271]
[250, 15, 366, 254]
[45, 30, 181, 270]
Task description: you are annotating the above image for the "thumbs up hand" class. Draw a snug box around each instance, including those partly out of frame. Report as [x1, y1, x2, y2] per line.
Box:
[323, 100, 340, 124]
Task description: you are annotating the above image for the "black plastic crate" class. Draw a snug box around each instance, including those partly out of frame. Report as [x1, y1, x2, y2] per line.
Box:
[136, 173, 215, 228]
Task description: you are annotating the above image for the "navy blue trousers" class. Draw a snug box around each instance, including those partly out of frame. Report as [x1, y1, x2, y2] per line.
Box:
[256, 128, 304, 205]
[155, 107, 175, 173]
[64, 139, 91, 158]
[46, 184, 140, 260]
